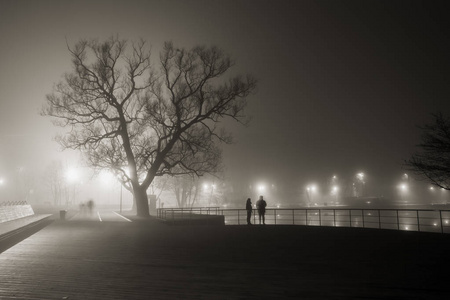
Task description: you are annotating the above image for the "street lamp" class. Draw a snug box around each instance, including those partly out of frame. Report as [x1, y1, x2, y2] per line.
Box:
[332, 185, 339, 203]
[398, 183, 408, 202]
[306, 184, 317, 206]
[203, 183, 215, 207]
[355, 172, 365, 197]
[257, 184, 266, 193]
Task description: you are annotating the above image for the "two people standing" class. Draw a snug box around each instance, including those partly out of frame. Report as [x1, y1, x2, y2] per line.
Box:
[246, 195, 267, 225]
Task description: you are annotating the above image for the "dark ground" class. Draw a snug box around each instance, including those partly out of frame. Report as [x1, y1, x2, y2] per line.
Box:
[0, 214, 449, 299]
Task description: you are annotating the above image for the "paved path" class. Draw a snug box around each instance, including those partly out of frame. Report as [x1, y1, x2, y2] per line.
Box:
[69, 210, 132, 222]
[1, 216, 450, 299]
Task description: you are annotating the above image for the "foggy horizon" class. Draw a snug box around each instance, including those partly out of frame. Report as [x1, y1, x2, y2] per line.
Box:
[1, 0, 450, 206]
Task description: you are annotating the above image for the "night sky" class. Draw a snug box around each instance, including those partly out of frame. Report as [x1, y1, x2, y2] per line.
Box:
[1, 0, 450, 199]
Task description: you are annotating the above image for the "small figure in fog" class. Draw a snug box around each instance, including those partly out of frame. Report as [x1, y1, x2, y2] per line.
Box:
[256, 195, 267, 225]
[87, 199, 94, 215]
[245, 198, 253, 225]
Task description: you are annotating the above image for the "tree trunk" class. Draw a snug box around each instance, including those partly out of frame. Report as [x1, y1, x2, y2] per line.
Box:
[134, 186, 150, 218]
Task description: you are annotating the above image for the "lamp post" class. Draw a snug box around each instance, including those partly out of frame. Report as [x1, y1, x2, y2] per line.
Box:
[119, 183, 123, 213]
[399, 183, 408, 202]
[306, 185, 317, 206]
[65, 167, 80, 206]
[356, 172, 365, 197]
[332, 186, 339, 204]
[203, 183, 216, 207]
[257, 184, 266, 198]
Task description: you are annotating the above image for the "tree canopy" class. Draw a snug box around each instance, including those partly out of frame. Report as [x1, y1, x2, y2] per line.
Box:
[405, 113, 450, 190]
[42, 36, 257, 217]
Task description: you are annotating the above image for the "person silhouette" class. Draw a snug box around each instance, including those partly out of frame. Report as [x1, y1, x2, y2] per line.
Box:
[87, 199, 94, 215]
[256, 195, 267, 225]
[245, 198, 253, 225]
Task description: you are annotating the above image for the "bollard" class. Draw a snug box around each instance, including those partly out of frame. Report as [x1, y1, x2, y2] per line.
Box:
[60, 210, 67, 220]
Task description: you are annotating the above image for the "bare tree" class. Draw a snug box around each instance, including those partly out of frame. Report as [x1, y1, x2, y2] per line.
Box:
[405, 113, 450, 190]
[42, 36, 257, 217]
[168, 175, 200, 208]
[13, 167, 36, 203]
[44, 161, 64, 206]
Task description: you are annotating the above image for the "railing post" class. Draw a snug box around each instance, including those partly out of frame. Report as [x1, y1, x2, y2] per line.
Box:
[362, 210, 365, 228]
[440, 210, 444, 234]
[293, 209, 295, 225]
[275, 209, 277, 225]
[417, 210, 420, 232]
[378, 209, 381, 229]
[396, 210, 400, 230]
[319, 209, 322, 226]
[334, 209, 336, 227]
[350, 210, 352, 227]
[306, 209, 308, 226]
[238, 210, 240, 225]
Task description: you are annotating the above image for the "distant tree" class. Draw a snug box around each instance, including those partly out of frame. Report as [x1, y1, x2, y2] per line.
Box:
[13, 167, 36, 203]
[405, 113, 450, 190]
[42, 36, 256, 217]
[44, 161, 64, 206]
[168, 175, 200, 208]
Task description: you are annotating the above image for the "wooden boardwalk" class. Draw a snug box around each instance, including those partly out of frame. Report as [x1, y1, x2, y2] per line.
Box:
[1, 213, 450, 299]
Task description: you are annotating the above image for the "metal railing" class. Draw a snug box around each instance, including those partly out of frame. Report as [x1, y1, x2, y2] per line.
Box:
[157, 207, 220, 220]
[157, 207, 450, 234]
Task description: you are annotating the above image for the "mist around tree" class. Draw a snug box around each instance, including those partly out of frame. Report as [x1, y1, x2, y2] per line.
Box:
[42, 36, 257, 217]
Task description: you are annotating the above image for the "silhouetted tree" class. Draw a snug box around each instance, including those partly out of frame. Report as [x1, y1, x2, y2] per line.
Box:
[169, 175, 200, 208]
[44, 161, 64, 206]
[42, 36, 256, 217]
[406, 113, 450, 190]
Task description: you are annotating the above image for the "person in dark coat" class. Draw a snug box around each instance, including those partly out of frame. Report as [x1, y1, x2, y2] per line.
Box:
[245, 198, 253, 225]
[256, 195, 267, 225]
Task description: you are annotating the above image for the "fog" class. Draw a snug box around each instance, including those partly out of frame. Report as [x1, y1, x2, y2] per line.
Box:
[1, 0, 450, 209]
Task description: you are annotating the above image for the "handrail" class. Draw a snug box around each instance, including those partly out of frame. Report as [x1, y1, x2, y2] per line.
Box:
[157, 207, 450, 234]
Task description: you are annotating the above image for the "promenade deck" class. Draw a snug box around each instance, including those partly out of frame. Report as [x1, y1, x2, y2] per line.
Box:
[1, 213, 449, 299]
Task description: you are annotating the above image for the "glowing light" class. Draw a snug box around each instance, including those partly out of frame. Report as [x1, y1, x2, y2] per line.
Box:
[0, 178, 4, 185]
[430, 187, 435, 190]
[65, 168, 79, 183]
[307, 185, 317, 192]
[433, 223, 438, 226]
[405, 226, 409, 230]
[445, 220, 449, 224]
[399, 184, 408, 191]
[258, 184, 266, 192]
